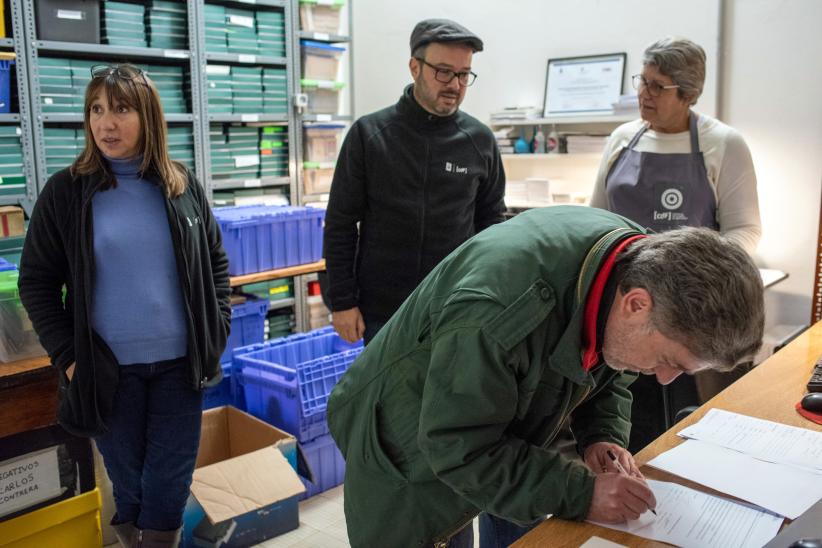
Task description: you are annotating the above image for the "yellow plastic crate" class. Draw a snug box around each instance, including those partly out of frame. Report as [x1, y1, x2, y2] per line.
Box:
[0, 488, 102, 548]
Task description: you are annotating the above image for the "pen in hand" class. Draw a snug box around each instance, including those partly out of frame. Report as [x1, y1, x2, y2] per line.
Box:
[606, 449, 657, 516]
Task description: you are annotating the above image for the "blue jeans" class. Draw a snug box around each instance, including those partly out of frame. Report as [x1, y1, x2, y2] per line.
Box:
[94, 357, 202, 531]
[479, 513, 545, 548]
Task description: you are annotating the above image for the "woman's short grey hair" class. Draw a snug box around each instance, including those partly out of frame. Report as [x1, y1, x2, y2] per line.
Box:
[643, 37, 706, 105]
[615, 227, 764, 371]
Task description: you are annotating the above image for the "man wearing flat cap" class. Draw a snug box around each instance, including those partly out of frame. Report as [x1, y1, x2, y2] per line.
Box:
[324, 18, 506, 346]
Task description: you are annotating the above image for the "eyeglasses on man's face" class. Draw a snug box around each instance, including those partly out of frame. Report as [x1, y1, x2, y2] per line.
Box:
[90, 64, 149, 86]
[632, 74, 679, 97]
[416, 58, 477, 87]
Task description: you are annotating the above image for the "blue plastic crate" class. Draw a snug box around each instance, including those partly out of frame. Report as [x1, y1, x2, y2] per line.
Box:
[0, 258, 15, 272]
[0, 60, 13, 114]
[203, 364, 233, 410]
[221, 297, 269, 364]
[236, 329, 362, 442]
[300, 433, 345, 499]
[214, 205, 325, 276]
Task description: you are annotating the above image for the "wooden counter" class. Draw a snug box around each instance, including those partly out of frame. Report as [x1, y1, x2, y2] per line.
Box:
[0, 355, 58, 439]
[514, 321, 822, 547]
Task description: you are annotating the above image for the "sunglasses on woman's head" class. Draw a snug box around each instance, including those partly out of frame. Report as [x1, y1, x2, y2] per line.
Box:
[90, 64, 149, 86]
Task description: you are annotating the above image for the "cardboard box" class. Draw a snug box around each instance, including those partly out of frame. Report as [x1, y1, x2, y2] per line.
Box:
[181, 406, 311, 548]
[0, 206, 23, 238]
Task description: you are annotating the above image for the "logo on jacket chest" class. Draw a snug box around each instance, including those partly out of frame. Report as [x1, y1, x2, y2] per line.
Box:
[444, 161, 468, 174]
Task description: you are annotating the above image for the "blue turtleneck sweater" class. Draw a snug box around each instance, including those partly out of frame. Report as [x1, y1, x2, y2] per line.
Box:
[91, 156, 188, 365]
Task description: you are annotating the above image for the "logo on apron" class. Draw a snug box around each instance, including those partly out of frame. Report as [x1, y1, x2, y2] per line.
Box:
[653, 183, 689, 223]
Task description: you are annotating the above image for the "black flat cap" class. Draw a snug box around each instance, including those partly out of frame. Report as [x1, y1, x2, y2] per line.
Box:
[409, 19, 483, 53]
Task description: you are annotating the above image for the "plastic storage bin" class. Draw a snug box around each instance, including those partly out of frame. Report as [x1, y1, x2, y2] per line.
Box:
[202, 363, 247, 411]
[0, 489, 102, 548]
[303, 124, 344, 164]
[236, 328, 362, 442]
[299, 0, 344, 35]
[0, 60, 14, 114]
[302, 80, 344, 114]
[302, 164, 334, 195]
[35, 0, 101, 44]
[301, 40, 344, 81]
[220, 297, 269, 364]
[214, 205, 326, 276]
[300, 434, 345, 499]
[0, 265, 46, 363]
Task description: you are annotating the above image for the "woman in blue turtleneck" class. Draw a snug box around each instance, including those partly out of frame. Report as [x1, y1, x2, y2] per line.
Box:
[19, 64, 231, 547]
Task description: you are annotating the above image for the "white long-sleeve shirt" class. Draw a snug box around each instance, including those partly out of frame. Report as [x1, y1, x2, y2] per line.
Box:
[589, 113, 761, 254]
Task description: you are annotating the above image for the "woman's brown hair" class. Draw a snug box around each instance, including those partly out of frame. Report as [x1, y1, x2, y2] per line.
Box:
[72, 64, 188, 198]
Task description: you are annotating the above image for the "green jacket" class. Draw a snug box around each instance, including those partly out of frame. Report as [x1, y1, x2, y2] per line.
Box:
[327, 206, 645, 547]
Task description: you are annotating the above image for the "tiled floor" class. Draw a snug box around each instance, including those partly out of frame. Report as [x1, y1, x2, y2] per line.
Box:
[257, 485, 481, 547]
[258, 486, 349, 547]
[105, 484, 480, 547]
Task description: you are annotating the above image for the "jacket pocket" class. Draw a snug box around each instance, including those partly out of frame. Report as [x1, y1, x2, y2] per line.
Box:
[58, 332, 119, 437]
[368, 402, 409, 484]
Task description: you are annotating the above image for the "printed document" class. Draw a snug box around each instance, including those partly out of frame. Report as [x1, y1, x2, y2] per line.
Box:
[648, 439, 822, 519]
[589, 480, 782, 548]
[677, 408, 822, 472]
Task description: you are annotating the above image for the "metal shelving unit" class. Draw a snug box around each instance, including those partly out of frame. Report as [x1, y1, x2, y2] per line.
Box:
[205, 52, 287, 65]
[210, 175, 290, 190]
[19, 0, 205, 194]
[9, 0, 352, 335]
[0, 1, 39, 213]
[288, 0, 354, 331]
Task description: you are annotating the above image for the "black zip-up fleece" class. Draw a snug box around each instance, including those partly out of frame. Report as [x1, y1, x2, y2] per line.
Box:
[18, 167, 231, 437]
[324, 84, 506, 324]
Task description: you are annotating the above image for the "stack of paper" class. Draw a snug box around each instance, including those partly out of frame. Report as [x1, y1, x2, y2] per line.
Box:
[591, 480, 783, 548]
[489, 106, 541, 122]
[648, 409, 822, 519]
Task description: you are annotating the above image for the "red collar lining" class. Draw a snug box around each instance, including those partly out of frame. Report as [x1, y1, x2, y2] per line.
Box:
[581, 235, 647, 372]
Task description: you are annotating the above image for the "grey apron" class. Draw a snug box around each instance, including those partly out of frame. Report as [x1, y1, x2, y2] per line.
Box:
[604, 112, 716, 451]
[605, 112, 718, 231]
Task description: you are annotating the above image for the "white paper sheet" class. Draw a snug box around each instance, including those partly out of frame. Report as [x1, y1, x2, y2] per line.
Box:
[589, 480, 783, 548]
[648, 439, 822, 519]
[678, 408, 822, 472]
[579, 536, 627, 548]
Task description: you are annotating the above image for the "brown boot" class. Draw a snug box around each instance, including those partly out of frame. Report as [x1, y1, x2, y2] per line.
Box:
[132, 528, 182, 548]
[112, 522, 136, 547]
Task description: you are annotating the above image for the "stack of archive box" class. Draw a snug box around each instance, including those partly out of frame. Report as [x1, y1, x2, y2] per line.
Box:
[203, 4, 229, 53]
[263, 67, 289, 115]
[260, 126, 289, 178]
[43, 128, 84, 179]
[102, 2, 147, 48]
[146, 0, 188, 49]
[232, 66, 264, 114]
[0, 127, 25, 192]
[38, 58, 188, 115]
[257, 10, 286, 57]
[167, 126, 194, 172]
[226, 8, 258, 55]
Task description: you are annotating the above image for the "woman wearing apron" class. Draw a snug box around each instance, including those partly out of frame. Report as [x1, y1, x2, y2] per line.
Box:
[590, 37, 762, 452]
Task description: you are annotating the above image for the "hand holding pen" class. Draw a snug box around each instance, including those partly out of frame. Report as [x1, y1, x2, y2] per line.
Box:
[607, 449, 657, 515]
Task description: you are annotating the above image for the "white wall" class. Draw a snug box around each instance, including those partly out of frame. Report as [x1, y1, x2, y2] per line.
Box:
[722, 0, 822, 327]
[351, 0, 720, 119]
[351, 0, 822, 328]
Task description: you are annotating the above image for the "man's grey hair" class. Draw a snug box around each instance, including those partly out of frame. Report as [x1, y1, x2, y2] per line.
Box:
[643, 37, 706, 106]
[615, 227, 764, 371]
[412, 45, 428, 59]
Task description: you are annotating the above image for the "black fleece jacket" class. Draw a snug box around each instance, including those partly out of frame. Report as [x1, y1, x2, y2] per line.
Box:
[18, 166, 231, 437]
[323, 85, 506, 323]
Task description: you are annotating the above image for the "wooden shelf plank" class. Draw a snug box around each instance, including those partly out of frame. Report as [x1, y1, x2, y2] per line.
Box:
[230, 259, 325, 287]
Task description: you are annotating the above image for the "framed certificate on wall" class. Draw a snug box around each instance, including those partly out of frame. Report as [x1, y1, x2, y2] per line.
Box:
[543, 53, 626, 116]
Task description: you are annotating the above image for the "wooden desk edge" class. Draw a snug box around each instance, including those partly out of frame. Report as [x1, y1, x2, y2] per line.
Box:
[229, 259, 326, 287]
